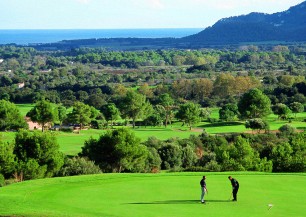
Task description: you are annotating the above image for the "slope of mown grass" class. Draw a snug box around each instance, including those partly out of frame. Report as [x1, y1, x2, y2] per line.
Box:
[0, 172, 305, 217]
[16, 103, 35, 116]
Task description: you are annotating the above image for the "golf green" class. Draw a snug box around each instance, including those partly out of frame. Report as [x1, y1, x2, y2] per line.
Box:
[0, 172, 305, 217]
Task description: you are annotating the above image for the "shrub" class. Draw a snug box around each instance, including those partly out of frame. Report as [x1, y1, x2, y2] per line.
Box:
[58, 157, 101, 176]
[145, 147, 162, 172]
[207, 118, 218, 123]
[203, 160, 222, 172]
[91, 120, 107, 129]
[278, 124, 296, 136]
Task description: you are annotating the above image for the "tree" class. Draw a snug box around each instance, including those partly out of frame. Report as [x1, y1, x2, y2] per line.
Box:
[176, 102, 201, 130]
[238, 88, 271, 119]
[13, 130, 64, 180]
[289, 102, 304, 118]
[145, 147, 162, 172]
[0, 140, 16, 178]
[245, 118, 269, 133]
[80, 128, 148, 173]
[229, 136, 261, 171]
[272, 103, 291, 120]
[0, 100, 28, 131]
[219, 103, 239, 121]
[120, 91, 151, 128]
[137, 83, 154, 99]
[67, 102, 99, 129]
[234, 76, 261, 96]
[181, 145, 197, 168]
[26, 99, 57, 132]
[158, 144, 182, 169]
[271, 142, 293, 172]
[0, 75, 13, 86]
[57, 105, 67, 126]
[158, 93, 175, 127]
[213, 73, 236, 97]
[101, 103, 120, 128]
[143, 113, 163, 127]
[193, 79, 213, 101]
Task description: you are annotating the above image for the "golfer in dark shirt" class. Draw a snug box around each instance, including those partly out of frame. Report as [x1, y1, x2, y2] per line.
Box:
[228, 176, 239, 201]
[200, 176, 208, 203]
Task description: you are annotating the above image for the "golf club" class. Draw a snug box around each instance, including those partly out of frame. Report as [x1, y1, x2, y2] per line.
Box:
[229, 192, 232, 200]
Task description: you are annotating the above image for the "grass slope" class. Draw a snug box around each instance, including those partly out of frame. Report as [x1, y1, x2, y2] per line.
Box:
[0, 172, 305, 217]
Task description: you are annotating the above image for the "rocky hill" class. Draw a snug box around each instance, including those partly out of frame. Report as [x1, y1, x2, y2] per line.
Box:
[183, 1, 306, 44]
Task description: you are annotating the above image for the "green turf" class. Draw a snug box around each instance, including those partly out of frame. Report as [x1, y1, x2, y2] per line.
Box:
[55, 130, 102, 155]
[16, 103, 35, 116]
[0, 172, 305, 217]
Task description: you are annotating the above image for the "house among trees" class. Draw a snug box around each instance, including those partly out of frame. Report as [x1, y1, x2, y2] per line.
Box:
[17, 82, 25, 89]
[24, 117, 42, 130]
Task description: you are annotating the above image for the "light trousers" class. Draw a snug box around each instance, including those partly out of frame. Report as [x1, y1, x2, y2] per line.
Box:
[200, 187, 206, 202]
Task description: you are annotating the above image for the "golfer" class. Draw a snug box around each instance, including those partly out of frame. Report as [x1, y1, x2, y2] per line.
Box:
[228, 176, 239, 201]
[200, 176, 208, 203]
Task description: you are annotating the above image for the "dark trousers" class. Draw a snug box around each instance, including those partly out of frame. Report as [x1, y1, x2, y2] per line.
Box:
[233, 186, 239, 201]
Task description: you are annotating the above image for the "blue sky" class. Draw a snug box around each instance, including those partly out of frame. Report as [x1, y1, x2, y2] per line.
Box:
[0, 0, 304, 29]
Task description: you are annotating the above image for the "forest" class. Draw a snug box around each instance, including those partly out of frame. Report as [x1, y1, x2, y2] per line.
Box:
[0, 44, 305, 184]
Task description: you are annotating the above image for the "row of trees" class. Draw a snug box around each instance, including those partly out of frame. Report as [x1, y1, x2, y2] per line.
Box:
[0, 87, 304, 134]
[1, 45, 304, 69]
[1, 72, 305, 118]
[1, 127, 304, 183]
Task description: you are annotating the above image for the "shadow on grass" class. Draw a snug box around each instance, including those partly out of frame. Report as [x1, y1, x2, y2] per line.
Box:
[126, 199, 231, 205]
[297, 127, 306, 131]
[134, 128, 172, 132]
[199, 121, 244, 128]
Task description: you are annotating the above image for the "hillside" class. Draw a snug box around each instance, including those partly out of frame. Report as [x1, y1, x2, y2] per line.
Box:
[182, 1, 306, 45]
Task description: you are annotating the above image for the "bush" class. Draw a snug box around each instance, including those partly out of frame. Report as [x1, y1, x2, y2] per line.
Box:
[57, 157, 101, 176]
[207, 118, 218, 123]
[59, 128, 73, 133]
[203, 160, 222, 172]
[145, 147, 162, 172]
[245, 118, 269, 132]
[91, 120, 107, 129]
[278, 124, 296, 135]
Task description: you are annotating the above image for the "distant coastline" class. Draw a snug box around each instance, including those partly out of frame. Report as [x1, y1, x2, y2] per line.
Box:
[0, 28, 202, 45]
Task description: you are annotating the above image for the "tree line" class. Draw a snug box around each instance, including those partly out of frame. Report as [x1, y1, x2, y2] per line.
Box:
[1, 127, 305, 185]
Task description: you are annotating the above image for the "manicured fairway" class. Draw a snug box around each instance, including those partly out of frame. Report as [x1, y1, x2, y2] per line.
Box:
[0, 172, 305, 217]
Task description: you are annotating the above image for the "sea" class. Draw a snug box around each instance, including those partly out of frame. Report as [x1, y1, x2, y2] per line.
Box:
[0, 28, 202, 45]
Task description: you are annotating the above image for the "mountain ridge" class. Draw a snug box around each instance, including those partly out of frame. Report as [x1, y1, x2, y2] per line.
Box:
[183, 1, 306, 44]
[29, 1, 306, 50]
